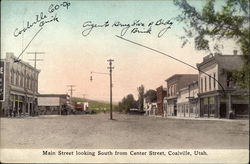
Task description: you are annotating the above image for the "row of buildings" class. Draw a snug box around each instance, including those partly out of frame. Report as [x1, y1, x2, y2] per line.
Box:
[0, 53, 72, 117]
[145, 52, 249, 119]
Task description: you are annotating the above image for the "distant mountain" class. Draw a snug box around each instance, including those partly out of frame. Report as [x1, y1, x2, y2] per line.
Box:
[71, 97, 117, 111]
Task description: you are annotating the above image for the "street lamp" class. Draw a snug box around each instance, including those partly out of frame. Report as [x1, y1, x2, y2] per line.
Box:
[90, 59, 114, 120]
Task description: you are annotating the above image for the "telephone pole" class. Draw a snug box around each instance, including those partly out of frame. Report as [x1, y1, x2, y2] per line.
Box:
[67, 85, 76, 98]
[27, 52, 44, 68]
[67, 85, 75, 106]
[107, 59, 114, 120]
[82, 94, 87, 100]
[27, 51, 44, 116]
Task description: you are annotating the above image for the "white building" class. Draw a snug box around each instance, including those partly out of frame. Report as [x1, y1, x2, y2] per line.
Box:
[177, 81, 199, 117]
[144, 98, 157, 116]
[197, 52, 248, 118]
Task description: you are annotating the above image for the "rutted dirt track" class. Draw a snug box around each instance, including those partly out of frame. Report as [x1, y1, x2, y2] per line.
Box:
[0, 113, 249, 149]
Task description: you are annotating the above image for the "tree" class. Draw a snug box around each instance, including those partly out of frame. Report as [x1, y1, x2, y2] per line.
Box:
[118, 94, 137, 113]
[137, 85, 145, 111]
[144, 89, 157, 103]
[174, 0, 250, 88]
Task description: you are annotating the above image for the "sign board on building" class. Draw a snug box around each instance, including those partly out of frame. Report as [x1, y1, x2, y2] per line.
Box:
[0, 61, 5, 101]
[38, 97, 60, 106]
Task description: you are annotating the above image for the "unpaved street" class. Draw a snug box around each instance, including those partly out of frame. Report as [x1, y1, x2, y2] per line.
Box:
[0, 113, 249, 149]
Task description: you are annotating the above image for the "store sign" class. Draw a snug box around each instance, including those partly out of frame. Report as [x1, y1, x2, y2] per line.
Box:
[0, 61, 5, 101]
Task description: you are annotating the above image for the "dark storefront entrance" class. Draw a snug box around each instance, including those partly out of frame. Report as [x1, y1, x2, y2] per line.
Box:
[201, 97, 216, 117]
[220, 103, 227, 118]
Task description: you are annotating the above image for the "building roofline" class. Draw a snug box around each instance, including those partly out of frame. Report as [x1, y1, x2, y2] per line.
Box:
[165, 74, 198, 81]
[197, 53, 244, 68]
[179, 81, 198, 92]
[6, 53, 41, 73]
[38, 94, 70, 97]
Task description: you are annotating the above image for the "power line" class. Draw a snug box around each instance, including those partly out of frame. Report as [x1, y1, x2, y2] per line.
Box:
[15, 27, 43, 62]
[115, 35, 225, 94]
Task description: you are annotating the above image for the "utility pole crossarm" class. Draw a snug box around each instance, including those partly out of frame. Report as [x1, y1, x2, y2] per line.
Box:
[27, 51, 45, 68]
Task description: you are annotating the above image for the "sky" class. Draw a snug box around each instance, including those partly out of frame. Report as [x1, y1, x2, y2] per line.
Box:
[1, 0, 239, 102]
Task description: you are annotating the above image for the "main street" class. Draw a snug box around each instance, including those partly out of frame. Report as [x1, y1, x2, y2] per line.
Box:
[0, 113, 248, 149]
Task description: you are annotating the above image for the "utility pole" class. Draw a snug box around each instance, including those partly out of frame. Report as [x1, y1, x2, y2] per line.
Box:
[107, 59, 114, 120]
[82, 94, 87, 100]
[67, 85, 75, 107]
[27, 52, 44, 68]
[27, 51, 44, 116]
[67, 85, 76, 98]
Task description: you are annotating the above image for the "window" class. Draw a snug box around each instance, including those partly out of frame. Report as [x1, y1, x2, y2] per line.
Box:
[213, 73, 216, 89]
[205, 77, 207, 92]
[200, 78, 203, 92]
[24, 77, 27, 88]
[27, 76, 30, 89]
[209, 75, 211, 91]
[10, 71, 14, 84]
[16, 73, 19, 86]
[174, 84, 176, 96]
[30, 79, 33, 90]
[174, 84, 177, 95]
[226, 72, 234, 88]
[20, 74, 23, 87]
[29, 79, 32, 89]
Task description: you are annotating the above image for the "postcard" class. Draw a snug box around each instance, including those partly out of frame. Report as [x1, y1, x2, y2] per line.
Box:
[0, 0, 249, 163]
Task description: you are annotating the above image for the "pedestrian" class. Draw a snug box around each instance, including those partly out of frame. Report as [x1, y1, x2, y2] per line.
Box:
[9, 108, 12, 117]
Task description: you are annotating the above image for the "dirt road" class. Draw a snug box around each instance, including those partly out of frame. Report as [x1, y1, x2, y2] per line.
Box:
[0, 113, 248, 149]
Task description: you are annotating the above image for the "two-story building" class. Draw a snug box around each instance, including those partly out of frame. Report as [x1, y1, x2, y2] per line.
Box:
[177, 81, 199, 117]
[0, 53, 40, 117]
[197, 52, 249, 118]
[165, 74, 198, 116]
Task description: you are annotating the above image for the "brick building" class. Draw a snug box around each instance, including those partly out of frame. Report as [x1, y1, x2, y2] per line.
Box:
[164, 74, 198, 116]
[197, 52, 249, 118]
[156, 86, 167, 116]
[0, 53, 40, 117]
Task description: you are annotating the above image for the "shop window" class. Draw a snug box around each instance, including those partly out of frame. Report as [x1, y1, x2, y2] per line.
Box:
[186, 104, 188, 113]
[190, 106, 193, 113]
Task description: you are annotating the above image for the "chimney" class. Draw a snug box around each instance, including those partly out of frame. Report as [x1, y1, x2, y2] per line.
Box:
[233, 50, 237, 55]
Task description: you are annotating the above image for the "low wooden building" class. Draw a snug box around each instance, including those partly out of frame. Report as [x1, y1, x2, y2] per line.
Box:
[37, 94, 70, 115]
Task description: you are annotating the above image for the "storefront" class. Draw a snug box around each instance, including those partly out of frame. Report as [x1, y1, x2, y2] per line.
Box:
[199, 91, 249, 119]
